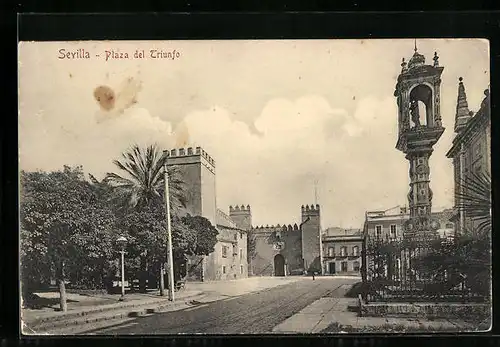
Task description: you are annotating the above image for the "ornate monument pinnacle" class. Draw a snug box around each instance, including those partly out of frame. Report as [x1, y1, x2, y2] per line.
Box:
[394, 46, 445, 240]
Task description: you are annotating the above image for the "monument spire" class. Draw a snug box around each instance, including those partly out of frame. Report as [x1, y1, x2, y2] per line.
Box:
[454, 77, 472, 134]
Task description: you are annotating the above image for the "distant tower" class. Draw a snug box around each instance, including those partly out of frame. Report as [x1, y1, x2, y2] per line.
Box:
[165, 146, 217, 225]
[301, 204, 323, 274]
[229, 205, 252, 230]
[394, 45, 444, 239]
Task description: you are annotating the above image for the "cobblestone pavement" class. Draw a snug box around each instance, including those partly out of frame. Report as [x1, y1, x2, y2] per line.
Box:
[85, 277, 359, 334]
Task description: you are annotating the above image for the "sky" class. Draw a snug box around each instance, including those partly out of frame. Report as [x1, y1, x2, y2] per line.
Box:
[18, 39, 490, 229]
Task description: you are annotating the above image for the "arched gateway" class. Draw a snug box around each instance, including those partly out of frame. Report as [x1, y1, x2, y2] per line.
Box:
[274, 254, 285, 276]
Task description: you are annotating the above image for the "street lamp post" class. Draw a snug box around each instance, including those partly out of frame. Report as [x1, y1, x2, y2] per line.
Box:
[163, 152, 175, 302]
[116, 236, 128, 301]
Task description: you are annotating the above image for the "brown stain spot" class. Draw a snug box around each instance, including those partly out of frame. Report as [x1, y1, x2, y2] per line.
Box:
[93, 85, 116, 111]
[69, 73, 73, 78]
[175, 121, 190, 147]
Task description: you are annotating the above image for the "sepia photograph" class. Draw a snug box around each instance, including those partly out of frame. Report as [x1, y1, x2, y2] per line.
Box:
[18, 39, 491, 335]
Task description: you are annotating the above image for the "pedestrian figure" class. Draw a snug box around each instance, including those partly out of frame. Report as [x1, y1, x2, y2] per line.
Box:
[312, 271, 316, 280]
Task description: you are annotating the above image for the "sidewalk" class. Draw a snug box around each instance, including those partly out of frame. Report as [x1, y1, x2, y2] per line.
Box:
[22, 289, 203, 333]
[272, 297, 476, 334]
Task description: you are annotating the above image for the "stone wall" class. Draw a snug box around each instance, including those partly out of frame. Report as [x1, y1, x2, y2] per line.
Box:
[360, 302, 491, 321]
[251, 231, 278, 276]
[281, 229, 303, 274]
[200, 162, 217, 226]
[166, 147, 217, 225]
[250, 225, 304, 276]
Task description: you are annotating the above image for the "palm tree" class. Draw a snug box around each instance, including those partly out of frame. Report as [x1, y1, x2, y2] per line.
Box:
[455, 169, 491, 299]
[455, 170, 491, 236]
[104, 144, 187, 292]
[104, 144, 186, 214]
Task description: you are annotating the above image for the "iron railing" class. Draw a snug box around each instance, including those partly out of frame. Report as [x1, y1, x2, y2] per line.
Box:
[362, 234, 488, 303]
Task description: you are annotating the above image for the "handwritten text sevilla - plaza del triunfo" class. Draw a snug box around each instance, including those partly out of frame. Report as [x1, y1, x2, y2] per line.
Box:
[58, 48, 181, 61]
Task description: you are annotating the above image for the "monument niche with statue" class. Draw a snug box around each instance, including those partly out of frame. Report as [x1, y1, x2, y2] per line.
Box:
[394, 45, 444, 241]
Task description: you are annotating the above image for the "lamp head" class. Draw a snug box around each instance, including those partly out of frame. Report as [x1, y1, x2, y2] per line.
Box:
[116, 236, 128, 249]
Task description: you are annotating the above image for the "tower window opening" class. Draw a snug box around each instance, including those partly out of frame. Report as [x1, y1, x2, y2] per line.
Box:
[409, 84, 433, 128]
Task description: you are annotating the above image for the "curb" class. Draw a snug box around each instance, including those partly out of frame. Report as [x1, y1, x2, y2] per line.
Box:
[27, 292, 205, 332]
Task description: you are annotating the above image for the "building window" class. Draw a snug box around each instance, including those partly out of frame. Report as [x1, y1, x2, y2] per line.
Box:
[375, 225, 382, 238]
[222, 246, 228, 258]
[222, 265, 226, 274]
[328, 247, 334, 257]
[234, 233, 238, 241]
[240, 232, 243, 239]
[341, 261, 348, 272]
[240, 265, 244, 274]
[340, 247, 347, 257]
[352, 246, 359, 257]
[353, 261, 360, 272]
[239, 248, 243, 260]
[390, 224, 397, 238]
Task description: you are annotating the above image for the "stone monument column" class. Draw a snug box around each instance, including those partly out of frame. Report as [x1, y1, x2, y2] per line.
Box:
[394, 45, 444, 240]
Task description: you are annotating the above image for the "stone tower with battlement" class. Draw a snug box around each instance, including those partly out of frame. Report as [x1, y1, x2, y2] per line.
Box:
[229, 205, 252, 231]
[301, 204, 323, 274]
[165, 146, 217, 225]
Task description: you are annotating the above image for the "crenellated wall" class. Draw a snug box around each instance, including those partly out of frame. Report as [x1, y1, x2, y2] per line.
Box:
[249, 205, 321, 277]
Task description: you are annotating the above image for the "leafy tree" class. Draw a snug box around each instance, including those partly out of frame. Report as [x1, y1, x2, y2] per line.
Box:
[116, 209, 218, 288]
[170, 215, 219, 282]
[20, 166, 116, 311]
[181, 215, 219, 256]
